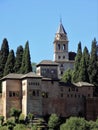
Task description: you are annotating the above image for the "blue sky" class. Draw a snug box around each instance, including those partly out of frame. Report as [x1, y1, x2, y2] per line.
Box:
[0, 0, 98, 63]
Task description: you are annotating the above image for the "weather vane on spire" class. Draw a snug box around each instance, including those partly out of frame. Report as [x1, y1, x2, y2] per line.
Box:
[60, 15, 62, 24]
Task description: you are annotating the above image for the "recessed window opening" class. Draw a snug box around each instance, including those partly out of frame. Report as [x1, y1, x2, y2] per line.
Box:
[63, 44, 66, 50]
[58, 44, 60, 50]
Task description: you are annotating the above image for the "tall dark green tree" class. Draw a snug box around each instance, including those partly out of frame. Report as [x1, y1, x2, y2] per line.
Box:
[0, 38, 9, 78]
[20, 41, 32, 74]
[14, 45, 23, 73]
[72, 42, 82, 82]
[61, 69, 73, 83]
[88, 38, 98, 86]
[3, 50, 15, 76]
[79, 47, 90, 82]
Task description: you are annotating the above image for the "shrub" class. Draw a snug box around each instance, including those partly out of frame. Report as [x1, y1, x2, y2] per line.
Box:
[19, 113, 25, 124]
[14, 124, 27, 130]
[0, 126, 8, 130]
[0, 115, 4, 126]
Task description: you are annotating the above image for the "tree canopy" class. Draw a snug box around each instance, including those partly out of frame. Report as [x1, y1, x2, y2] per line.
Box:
[14, 45, 23, 73]
[0, 38, 9, 78]
[20, 41, 32, 74]
[3, 50, 15, 76]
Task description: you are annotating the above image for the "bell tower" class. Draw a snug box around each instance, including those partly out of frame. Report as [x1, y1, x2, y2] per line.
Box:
[53, 21, 69, 77]
[53, 21, 69, 62]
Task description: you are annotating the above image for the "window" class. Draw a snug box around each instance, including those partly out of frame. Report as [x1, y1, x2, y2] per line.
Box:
[63, 56, 65, 59]
[13, 92, 15, 97]
[46, 92, 49, 98]
[76, 88, 78, 92]
[63, 44, 66, 50]
[37, 90, 39, 96]
[88, 94, 91, 97]
[51, 80, 54, 84]
[58, 44, 60, 50]
[9, 91, 19, 97]
[67, 94, 69, 97]
[61, 64, 63, 67]
[32, 90, 36, 96]
[58, 56, 61, 59]
[69, 88, 70, 92]
[9, 91, 12, 97]
[61, 93, 63, 97]
[61, 71, 63, 75]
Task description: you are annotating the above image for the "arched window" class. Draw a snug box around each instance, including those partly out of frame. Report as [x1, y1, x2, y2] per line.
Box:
[58, 44, 60, 50]
[63, 44, 66, 50]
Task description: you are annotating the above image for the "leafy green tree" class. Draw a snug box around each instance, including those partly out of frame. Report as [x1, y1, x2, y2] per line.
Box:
[72, 42, 82, 82]
[60, 117, 87, 130]
[0, 38, 9, 78]
[61, 69, 72, 83]
[28, 113, 34, 121]
[20, 41, 32, 74]
[48, 113, 59, 130]
[79, 46, 90, 82]
[6, 117, 15, 130]
[14, 45, 23, 73]
[0, 126, 8, 130]
[0, 116, 4, 126]
[3, 50, 15, 76]
[88, 38, 98, 86]
[14, 124, 27, 130]
[10, 107, 21, 123]
[19, 113, 25, 124]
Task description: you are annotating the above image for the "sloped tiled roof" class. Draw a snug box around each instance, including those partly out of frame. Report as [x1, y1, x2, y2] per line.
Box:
[59, 81, 94, 87]
[1, 73, 23, 80]
[37, 60, 58, 67]
[21, 72, 42, 79]
[73, 82, 94, 87]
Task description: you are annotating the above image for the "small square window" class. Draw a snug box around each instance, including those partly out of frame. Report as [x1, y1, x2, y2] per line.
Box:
[32, 90, 36, 96]
[63, 56, 65, 59]
[58, 56, 61, 59]
[9, 91, 12, 97]
[37, 90, 39, 96]
[61, 93, 63, 97]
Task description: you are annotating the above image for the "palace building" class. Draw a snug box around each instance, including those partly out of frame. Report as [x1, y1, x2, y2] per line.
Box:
[0, 22, 98, 120]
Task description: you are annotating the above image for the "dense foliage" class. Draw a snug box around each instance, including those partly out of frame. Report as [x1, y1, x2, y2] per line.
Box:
[48, 113, 59, 130]
[62, 38, 98, 86]
[0, 38, 32, 92]
[0, 38, 9, 78]
[14, 45, 23, 73]
[0, 38, 32, 76]
[60, 117, 98, 130]
[72, 42, 82, 82]
[20, 41, 32, 74]
[4, 50, 15, 76]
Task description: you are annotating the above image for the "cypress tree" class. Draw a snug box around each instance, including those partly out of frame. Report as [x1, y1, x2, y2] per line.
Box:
[88, 38, 98, 86]
[79, 46, 90, 82]
[72, 42, 82, 82]
[4, 50, 15, 76]
[14, 45, 23, 73]
[0, 38, 9, 78]
[61, 69, 72, 83]
[20, 41, 32, 74]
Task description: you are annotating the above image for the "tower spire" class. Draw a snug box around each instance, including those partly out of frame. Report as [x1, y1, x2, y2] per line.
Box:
[60, 16, 62, 24]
